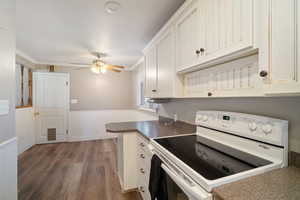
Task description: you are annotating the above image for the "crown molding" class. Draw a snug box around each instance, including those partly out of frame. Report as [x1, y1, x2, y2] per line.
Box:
[16, 49, 38, 64]
[129, 57, 144, 71]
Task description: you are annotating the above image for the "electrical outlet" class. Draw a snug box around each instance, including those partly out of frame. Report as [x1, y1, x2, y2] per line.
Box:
[174, 114, 178, 122]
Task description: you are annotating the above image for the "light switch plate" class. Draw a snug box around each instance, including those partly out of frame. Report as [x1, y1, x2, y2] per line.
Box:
[71, 99, 79, 104]
[0, 100, 9, 115]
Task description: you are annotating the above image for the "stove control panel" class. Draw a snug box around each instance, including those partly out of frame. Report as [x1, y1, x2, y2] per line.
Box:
[195, 111, 288, 147]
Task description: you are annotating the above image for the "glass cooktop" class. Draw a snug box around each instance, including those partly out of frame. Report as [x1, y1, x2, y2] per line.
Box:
[154, 135, 272, 180]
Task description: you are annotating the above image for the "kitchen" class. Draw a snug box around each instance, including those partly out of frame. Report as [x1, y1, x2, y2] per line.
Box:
[1, 0, 300, 200]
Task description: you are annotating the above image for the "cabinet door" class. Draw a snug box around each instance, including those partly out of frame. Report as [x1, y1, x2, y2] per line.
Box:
[0, 0, 15, 30]
[145, 46, 157, 98]
[157, 28, 175, 98]
[203, 0, 253, 59]
[175, 0, 200, 72]
[263, 0, 300, 95]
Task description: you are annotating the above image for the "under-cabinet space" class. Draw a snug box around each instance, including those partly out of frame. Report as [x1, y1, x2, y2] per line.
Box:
[184, 54, 263, 97]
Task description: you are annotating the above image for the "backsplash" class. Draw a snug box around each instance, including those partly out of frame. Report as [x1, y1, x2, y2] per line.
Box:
[158, 97, 300, 154]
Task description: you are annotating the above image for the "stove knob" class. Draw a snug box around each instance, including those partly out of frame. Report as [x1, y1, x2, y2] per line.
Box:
[248, 122, 257, 132]
[203, 115, 208, 122]
[262, 124, 273, 134]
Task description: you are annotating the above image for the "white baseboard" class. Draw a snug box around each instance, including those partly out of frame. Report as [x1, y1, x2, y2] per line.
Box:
[0, 137, 17, 200]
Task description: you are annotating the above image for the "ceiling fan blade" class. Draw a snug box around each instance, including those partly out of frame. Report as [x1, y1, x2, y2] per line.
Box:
[69, 62, 91, 66]
[90, 52, 107, 59]
[106, 64, 125, 69]
[74, 67, 89, 70]
[108, 68, 121, 73]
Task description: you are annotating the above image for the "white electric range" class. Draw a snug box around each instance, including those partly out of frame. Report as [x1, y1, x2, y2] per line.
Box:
[149, 111, 288, 200]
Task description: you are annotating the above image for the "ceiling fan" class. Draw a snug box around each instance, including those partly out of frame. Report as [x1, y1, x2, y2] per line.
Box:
[71, 52, 125, 74]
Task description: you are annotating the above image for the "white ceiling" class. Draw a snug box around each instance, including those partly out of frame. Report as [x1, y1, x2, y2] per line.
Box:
[16, 0, 185, 68]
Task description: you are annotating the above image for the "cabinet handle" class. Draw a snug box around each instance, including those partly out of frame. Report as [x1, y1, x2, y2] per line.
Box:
[140, 168, 145, 174]
[33, 112, 40, 116]
[140, 143, 145, 147]
[152, 89, 157, 92]
[208, 92, 213, 97]
[140, 154, 145, 159]
[260, 70, 268, 78]
[196, 48, 205, 56]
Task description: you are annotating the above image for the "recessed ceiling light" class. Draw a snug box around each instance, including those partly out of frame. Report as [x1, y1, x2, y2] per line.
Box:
[105, 1, 121, 14]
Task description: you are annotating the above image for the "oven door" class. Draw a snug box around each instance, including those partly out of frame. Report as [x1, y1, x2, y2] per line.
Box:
[161, 164, 212, 200]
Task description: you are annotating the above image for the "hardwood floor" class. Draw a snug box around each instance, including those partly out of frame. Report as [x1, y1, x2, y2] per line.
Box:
[18, 139, 141, 200]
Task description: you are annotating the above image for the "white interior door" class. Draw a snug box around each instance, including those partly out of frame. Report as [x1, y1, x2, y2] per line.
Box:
[33, 72, 70, 144]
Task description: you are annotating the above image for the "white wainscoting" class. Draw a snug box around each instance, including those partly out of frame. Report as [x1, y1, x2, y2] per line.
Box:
[0, 137, 17, 200]
[68, 109, 158, 142]
[16, 108, 35, 154]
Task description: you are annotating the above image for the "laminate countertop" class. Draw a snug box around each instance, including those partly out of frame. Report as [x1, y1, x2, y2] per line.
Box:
[105, 120, 196, 140]
[213, 167, 300, 200]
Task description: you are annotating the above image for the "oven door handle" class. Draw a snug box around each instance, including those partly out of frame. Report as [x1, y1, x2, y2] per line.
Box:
[161, 164, 212, 200]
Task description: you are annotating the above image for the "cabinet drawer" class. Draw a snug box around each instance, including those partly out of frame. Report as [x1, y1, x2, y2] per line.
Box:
[139, 185, 151, 200]
[137, 136, 149, 152]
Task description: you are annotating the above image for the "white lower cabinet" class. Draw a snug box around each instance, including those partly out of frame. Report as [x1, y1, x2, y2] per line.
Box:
[116, 132, 153, 200]
[117, 133, 138, 191]
[136, 135, 153, 200]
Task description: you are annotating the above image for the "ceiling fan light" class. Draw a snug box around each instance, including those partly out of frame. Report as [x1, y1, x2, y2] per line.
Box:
[100, 66, 107, 74]
[91, 66, 100, 74]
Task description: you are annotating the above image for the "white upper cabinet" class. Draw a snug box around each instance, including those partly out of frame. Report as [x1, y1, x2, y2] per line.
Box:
[176, 0, 255, 73]
[175, 0, 201, 72]
[157, 28, 175, 98]
[262, 0, 300, 95]
[143, 0, 300, 98]
[0, 0, 15, 30]
[144, 27, 182, 98]
[203, 0, 253, 59]
[144, 46, 157, 98]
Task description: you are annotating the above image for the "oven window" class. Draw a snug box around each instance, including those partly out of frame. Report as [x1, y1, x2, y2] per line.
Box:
[166, 174, 189, 200]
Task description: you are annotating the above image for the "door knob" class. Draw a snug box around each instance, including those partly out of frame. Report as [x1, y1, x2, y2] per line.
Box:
[34, 112, 40, 116]
[260, 70, 268, 77]
[140, 168, 145, 174]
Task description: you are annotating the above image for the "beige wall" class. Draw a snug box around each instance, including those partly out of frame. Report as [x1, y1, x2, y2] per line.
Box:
[159, 97, 300, 153]
[55, 67, 135, 110]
